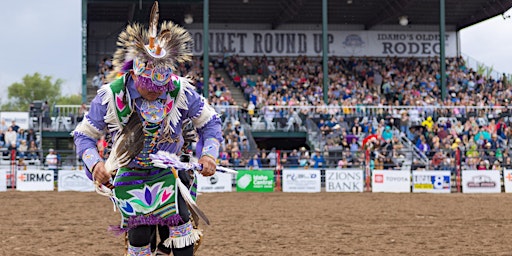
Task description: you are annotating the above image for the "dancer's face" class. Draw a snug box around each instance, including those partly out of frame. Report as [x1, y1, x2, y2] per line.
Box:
[137, 86, 163, 101]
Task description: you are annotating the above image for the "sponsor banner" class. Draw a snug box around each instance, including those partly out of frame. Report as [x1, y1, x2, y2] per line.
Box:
[372, 170, 411, 193]
[412, 171, 451, 193]
[189, 30, 457, 57]
[282, 169, 321, 193]
[0, 112, 30, 130]
[462, 170, 501, 193]
[504, 169, 512, 193]
[17, 170, 54, 191]
[236, 170, 274, 192]
[0, 169, 6, 192]
[197, 172, 233, 193]
[58, 170, 95, 192]
[325, 169, 364, 192]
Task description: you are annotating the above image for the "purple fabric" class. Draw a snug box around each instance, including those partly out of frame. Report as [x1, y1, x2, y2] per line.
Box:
[121, 60, 134, 73]
[108, 214, 183, 235]
[190, 190, 197, 197]
[117, 169, 166, 177]
[74, 75, 223, 171]
[134, 76, 168, 94]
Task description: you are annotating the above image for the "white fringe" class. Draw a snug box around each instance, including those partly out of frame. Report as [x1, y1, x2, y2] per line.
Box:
[98, 76, 133, 134]
[191, 99, 217, 129]
[162, 76, 193, 135]
[163, 229, 202, 249]
[72, 117, 104, 140]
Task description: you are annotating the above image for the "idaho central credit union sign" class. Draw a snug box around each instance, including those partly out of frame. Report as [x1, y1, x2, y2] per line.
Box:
[189, 29, 457, 57]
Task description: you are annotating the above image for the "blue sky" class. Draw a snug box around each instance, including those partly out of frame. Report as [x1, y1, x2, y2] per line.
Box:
[0, 0, 510, 99]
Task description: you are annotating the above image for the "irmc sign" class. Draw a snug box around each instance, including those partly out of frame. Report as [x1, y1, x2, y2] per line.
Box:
[17, 170, 54, 191]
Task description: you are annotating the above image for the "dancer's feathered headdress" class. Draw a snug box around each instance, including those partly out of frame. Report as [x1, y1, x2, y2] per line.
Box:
[109, 1, 193, 90]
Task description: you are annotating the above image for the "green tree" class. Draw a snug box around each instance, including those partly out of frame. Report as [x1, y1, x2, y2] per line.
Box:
[3, 73, 62, 111]
[56, 94, 82, 105]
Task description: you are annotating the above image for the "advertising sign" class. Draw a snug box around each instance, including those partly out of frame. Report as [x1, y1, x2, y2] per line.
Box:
[196, 172, 233, 193]
[0, 112, 30, 130]
[462, 170, 501, 193]
[236, 170, 274, 192]
[17, 170, 54, 191]
[325, 169, 364, 192]
[0, 169, 6, 192]
[282, 169, 321, 192]
[372, 170, 411, 193]
[58, 170, 95, 192]
[412, 171, 451, 193]
[189, 30, 457, 57]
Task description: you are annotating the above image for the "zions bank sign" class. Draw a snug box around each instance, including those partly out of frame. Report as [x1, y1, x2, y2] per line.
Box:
[189, 30, 457, 57]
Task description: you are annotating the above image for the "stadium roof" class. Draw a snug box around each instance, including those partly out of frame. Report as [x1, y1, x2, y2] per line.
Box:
[87, 0, 512, 30]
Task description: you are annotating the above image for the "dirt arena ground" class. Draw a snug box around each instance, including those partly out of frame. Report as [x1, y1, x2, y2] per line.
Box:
[1, 191, 512, 256]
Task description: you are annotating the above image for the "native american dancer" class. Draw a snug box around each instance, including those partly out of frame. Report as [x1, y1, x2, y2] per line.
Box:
[73, 2, 222, 255]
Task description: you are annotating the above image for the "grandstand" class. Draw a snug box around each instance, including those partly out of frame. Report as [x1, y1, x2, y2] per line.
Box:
[21, 0, 510, 172]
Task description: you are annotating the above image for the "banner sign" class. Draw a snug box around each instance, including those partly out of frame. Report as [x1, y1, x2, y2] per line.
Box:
[196, 172, 233, 193]
[189, 30, 457, 57]
[412, 171, 451, 193]
[325, 169, 364, 192]
[17, 170, 54, 191]
[58, 170, 95, 192]
[372, 170, 411, 193]
[0, 112, 30, 130]
[0, 169, 6, 192]
[236, 170, 274, 192]
[282, 169, 321, 192]
[462, 170, 501, 193]
[504, 169, 512, 193]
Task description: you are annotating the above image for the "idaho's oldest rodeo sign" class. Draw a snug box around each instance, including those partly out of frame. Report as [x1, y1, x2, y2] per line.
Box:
[189, 30, 457, 57]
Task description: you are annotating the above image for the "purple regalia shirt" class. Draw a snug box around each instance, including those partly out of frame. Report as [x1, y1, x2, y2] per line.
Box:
[73, 75, 222, 179]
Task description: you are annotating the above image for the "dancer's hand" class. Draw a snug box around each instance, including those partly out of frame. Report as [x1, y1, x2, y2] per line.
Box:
[92, 162, 110, 185]
[199, 155, 216, 176]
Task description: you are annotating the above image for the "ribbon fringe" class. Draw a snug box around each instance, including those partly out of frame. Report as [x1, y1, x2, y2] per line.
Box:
[163, 229, 202, 249]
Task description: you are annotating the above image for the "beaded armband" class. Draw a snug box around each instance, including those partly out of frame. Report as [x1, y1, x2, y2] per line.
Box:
[82, 148, 103, 173]
[201, 138, 220, 160]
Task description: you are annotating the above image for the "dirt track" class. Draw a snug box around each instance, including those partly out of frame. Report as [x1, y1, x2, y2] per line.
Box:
[1, 191, 512, 256]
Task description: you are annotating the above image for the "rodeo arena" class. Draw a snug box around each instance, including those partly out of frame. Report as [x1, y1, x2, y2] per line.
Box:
[3, 0, 512, 255]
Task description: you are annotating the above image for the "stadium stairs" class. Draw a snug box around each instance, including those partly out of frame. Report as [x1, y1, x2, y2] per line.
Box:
[215, 69, 248, 106]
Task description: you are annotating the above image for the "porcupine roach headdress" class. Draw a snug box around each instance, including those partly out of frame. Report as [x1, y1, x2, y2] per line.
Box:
[109, 1, 193, 93]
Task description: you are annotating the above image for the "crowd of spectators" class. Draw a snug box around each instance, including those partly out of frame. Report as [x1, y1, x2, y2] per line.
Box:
[70, 54, 512, 172]
[0, 119, 40, 162]
[220, 55, 512, 171]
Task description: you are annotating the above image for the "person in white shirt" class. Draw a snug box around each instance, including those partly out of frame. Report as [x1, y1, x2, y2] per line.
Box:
[46, 148, 58, 180]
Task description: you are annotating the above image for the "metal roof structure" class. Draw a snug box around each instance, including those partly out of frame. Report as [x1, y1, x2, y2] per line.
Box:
[87, 0, 512, 30]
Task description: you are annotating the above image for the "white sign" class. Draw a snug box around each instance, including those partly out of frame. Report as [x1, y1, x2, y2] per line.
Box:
[196, 172, 233, 193]
[17, 170, 54, 191]
[325, 169, 364, 192]
[372, 170, 411, 193]
[282, 169, 321, 192]
[0, 169, 6, 192]
[0, 112, 30, 130]
[462, 170, 501, 193]
[58, 170, 95, 192]
[189, 30, 457, 57]
[503, 169, 512, 193]
[412, 171, 451, 193]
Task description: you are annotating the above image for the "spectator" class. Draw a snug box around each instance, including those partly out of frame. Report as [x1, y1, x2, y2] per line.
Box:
[28, 141, 39, 161]
[46, 149, 58, 180]
[10, 120, 19, 132]
[247, 153, 262, 169]
[4, 127, 17, 148]
[311, 150, 325, 168]
[18, 140, 28, 159]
